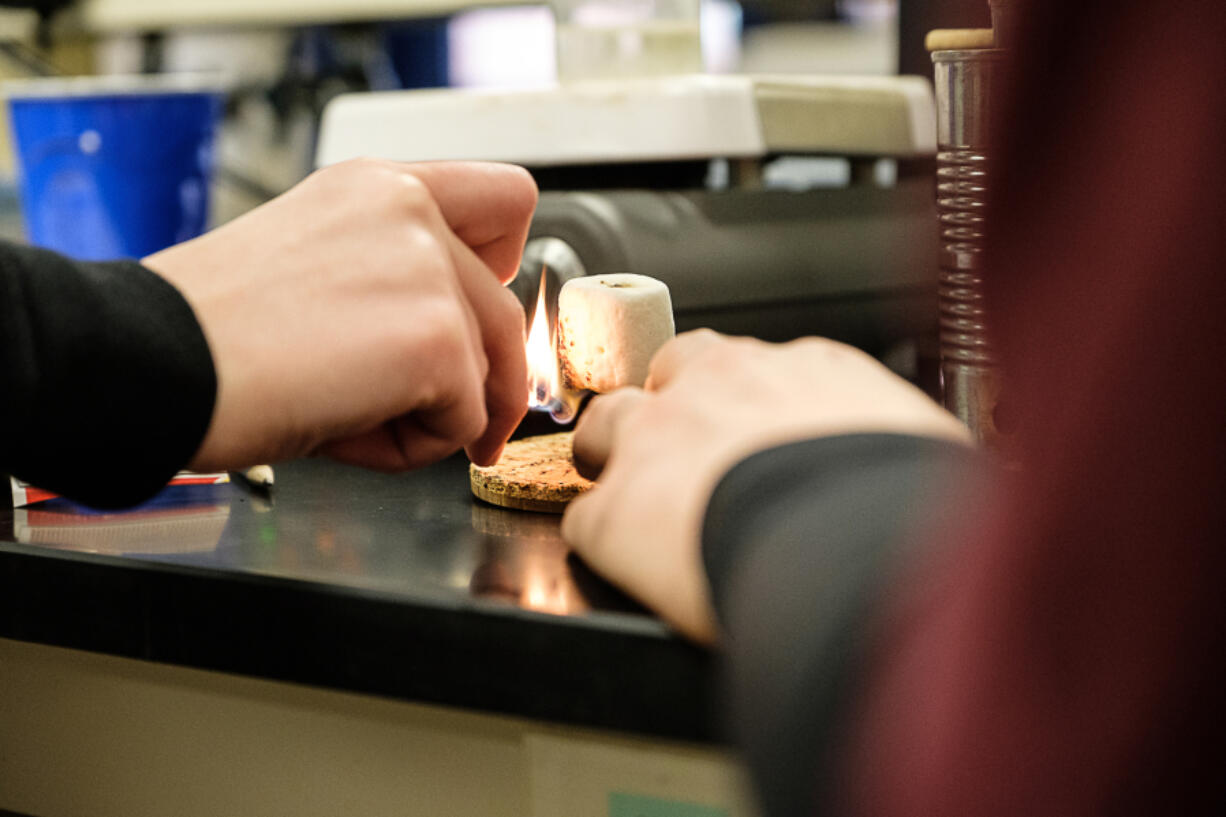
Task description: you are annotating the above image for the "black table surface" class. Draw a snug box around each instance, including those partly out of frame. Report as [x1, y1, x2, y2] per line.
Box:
[0, 455, 717, 742]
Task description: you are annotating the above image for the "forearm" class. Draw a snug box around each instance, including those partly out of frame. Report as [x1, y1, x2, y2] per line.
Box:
[1, 242, 216, 508]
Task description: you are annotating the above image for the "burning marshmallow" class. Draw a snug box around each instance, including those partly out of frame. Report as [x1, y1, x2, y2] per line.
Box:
[557, 274, 675, 393]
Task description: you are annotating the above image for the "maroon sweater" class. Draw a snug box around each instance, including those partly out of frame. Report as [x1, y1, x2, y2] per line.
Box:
[702, 1, 1224, 815]
[840, 1, 1226, 813]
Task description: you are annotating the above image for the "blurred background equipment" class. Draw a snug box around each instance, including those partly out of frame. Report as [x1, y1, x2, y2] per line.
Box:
[550, 0, 704, 82]
[3, 2, 909, 213]
[2, 0, 965, 374]
[316, 0, 936, 363]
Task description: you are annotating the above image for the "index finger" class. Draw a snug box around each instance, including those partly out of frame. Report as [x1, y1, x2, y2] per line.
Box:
[644, 328, 728, 392]
[571, 388, 649, 480]
[401, 162, 538, 284]
[445, 230, 530, 466]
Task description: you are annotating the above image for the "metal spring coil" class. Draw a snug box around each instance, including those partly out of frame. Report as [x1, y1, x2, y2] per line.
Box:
[936, 148, 993, 366]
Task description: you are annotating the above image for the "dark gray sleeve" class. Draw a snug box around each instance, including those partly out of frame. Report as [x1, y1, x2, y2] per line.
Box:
[701, 433, 982, 817]
[1, 241, 216, 509]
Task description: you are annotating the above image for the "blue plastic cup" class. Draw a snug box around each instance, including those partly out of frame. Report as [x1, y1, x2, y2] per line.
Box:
[4, 75, 223, 261]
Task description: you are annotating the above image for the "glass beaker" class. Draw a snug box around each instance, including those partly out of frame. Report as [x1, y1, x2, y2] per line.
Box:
[550, 0, 703, 82]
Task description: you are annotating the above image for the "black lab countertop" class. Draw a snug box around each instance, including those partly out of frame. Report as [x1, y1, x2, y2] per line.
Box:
[0, 455, 717, 742]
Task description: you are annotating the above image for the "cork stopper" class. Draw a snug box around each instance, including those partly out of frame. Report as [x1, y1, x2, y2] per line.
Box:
[925, 29, 995, 51]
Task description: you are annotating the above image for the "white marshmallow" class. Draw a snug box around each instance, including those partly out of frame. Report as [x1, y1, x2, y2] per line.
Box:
[557, 274, 675, 393]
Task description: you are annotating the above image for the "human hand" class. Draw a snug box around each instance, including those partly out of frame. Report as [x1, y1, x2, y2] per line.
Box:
[143, 159, 537, 472]
[561, 329, 971, 643]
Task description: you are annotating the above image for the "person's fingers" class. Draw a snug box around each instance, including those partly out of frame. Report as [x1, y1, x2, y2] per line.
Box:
[445, 232, 529, 466]
[318, 414, 468, 472]
[392, 413, 481, 469]
[561, 481, 610, 559]
[562, 460, 720, 646]
[645, 328, 729, 392]
[435, 253, 490, 389]
[362, 189, 494, 462]
[374, 161, 529, 465]
[397, 292, 491, 454]
[389, 172, 528, 466]
[399, 161, 538, 284]
[317, 428, 408, 471]
[571, 387, 649, 480]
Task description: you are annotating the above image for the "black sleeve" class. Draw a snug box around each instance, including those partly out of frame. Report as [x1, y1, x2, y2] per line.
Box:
[701, 433, 983, 817]
[1, 241, 216, 509]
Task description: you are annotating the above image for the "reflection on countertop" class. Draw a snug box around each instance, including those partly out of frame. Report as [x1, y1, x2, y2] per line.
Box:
[4, 454, 644, 624]
[14, 502, 231, 555]
[1, 452, 709, 740]
[11, 479, 232, 555]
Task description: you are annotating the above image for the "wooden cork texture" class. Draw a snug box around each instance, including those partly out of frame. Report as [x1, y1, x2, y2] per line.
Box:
[925, 29, 995, 51]
[469, 432, 593, 514]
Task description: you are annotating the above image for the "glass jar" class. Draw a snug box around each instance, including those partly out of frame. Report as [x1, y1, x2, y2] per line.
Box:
[550, 0, 703, 82]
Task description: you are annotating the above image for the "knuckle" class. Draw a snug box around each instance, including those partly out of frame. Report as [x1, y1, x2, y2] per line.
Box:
[394, 173, 436, 218]
[789, 335, 866, 362]
[790, 335, 841, 353]
[313, 159, 443, 226]
[329, 161, 437, 221]
[695, 330, 736, 356]
[401, 225, 451, 275]
[586, 388, 640, 428]
[324, 156, 394, 185]
[674, 327, 721, 355]
[690, 338, 735, 373]
[350, 156, 398, 175]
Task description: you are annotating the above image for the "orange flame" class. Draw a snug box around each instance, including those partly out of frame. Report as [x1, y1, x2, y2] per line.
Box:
[526, 272, 560, 410]
[525, 271, 581, 423]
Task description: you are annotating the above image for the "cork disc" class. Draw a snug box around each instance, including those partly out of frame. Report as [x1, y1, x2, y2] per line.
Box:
[925, 28, 995, 51]
[469, 432, 594, 514]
